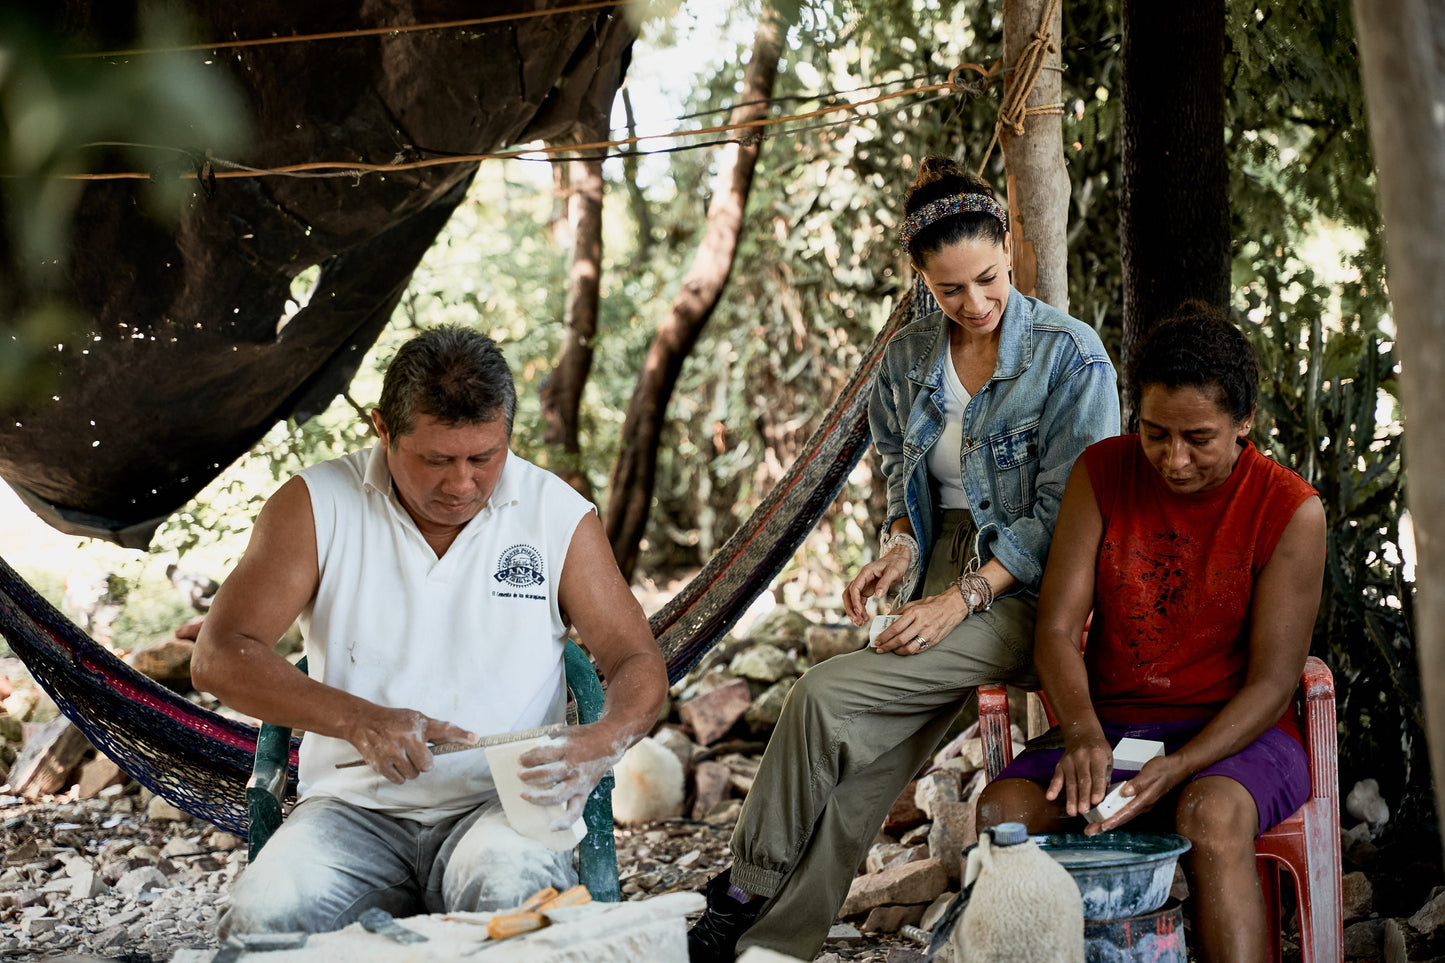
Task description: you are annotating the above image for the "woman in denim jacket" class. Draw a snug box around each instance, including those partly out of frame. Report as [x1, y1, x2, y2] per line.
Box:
[689, 157, 1120, 963]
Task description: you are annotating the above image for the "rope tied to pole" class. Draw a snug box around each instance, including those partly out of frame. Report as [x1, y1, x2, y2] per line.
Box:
[977, 0, 1067, 176]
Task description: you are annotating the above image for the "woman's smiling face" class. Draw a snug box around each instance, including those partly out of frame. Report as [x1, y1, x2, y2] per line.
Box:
[916, 233, 1012, 338]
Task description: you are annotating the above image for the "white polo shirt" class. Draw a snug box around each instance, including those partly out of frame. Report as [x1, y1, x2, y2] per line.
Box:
[294, 442, 594, 823]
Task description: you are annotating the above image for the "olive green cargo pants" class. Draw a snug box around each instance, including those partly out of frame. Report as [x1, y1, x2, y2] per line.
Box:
[729, 511, 1039, 961]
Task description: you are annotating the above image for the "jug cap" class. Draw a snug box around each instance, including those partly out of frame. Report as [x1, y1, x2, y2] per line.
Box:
[993, 822, 1029, 846]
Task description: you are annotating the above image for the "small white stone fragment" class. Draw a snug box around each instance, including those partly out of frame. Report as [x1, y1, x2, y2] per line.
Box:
[1346, 778, 1390, 827]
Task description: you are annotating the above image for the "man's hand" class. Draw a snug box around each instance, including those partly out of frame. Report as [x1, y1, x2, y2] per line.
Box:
[516, 722, 627, 829]
[347, 706, 476, 785]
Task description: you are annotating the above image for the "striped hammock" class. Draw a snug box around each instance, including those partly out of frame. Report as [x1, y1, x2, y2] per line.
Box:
[0, 284, 936, 836]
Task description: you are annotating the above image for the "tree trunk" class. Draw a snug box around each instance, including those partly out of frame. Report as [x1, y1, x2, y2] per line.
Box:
[999, 0, 1069, 311]
[541, 144, 604, 501]
[1353, 0, 1445, 861]
[620, 87, 655, 266]
[604, 8, 784, 578]
[1119, 0, 1229, 424]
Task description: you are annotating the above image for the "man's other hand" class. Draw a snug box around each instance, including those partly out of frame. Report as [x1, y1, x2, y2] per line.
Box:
[348, 707, 476, 785]
[516, 722, 627, 829]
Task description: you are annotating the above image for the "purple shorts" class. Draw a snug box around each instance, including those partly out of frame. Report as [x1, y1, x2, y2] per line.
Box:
[995, 718, 1310, 835]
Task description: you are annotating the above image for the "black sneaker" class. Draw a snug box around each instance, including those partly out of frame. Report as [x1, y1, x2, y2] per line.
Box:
[687, 869, 763, 962]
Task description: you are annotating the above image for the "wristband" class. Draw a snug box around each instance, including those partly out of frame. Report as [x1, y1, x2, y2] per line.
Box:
[955, 570, 994, 613]
[879, 529, 921, 576]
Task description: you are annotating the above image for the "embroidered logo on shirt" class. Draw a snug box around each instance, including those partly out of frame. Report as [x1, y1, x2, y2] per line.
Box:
[494, 544, 545, 589]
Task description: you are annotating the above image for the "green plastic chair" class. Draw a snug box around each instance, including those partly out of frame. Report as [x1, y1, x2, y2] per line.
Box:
[245, 639, 620, 901]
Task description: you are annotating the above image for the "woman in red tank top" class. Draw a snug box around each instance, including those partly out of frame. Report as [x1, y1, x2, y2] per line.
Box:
[978, 302, 1326, 963]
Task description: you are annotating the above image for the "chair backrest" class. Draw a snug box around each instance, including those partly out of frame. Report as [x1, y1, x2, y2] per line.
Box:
[1297, 656, 1337, 807]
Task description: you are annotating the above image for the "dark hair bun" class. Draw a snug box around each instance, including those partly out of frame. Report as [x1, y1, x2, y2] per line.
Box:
[1126, 299, 1259, 428]
[909, 156, 992, 202]
[901, 154, 994, 211]
[902, 155, 1006, 260]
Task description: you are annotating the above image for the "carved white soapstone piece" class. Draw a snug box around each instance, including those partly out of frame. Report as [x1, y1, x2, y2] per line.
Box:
[1084, 738, 1165, 825]
[868, 614, 899, 647]
[485, 737, 588, 850]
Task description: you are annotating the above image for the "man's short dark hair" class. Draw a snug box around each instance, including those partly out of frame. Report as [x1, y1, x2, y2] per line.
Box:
[375, 326, 516, 441]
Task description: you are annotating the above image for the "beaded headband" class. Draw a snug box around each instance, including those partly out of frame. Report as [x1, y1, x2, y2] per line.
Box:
[897, 193, 1009, 252]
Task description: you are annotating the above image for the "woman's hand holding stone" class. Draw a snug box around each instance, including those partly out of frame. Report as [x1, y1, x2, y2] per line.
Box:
[843, 548, 915, 624]
[871, 587, 971, 656]
[1084, 754, 1191, 835]
[1046, 731, 1113, 817]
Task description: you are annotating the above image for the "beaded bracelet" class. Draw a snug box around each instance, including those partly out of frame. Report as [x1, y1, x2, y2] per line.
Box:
[956, 571, 995, 613]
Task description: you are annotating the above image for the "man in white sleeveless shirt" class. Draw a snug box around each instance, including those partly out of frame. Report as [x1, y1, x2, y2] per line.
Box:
[192, 327, 667, 935]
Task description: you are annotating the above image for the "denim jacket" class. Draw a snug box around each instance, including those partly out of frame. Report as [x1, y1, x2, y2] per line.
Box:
[870, 288, 1120, 600]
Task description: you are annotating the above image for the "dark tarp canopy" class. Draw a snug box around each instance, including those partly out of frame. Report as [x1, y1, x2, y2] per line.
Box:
[0, 1, 633, 547]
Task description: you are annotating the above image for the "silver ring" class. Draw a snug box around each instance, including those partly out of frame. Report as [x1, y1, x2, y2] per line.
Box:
[914, 636, 928, 648]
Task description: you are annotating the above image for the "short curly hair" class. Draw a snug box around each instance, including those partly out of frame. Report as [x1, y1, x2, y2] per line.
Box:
[1127, 300, 1258, 426]
[903, 155, 1007, 264]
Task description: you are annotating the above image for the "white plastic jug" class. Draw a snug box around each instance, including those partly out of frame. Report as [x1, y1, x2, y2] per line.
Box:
[954, 822, 1083, 962]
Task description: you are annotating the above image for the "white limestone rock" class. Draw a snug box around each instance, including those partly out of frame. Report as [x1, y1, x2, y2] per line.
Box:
[1346, 778, 1390, 828]
[729, 645, 796, 684]
[610, 737, 685, 825]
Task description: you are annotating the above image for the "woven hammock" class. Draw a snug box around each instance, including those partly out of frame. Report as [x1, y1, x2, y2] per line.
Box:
[0, 284, 937, 836]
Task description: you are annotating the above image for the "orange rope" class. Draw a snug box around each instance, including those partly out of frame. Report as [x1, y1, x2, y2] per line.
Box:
[976, 0, 1066, 175]
[67, 0, 626, 59]
[46, 75, 967, 183]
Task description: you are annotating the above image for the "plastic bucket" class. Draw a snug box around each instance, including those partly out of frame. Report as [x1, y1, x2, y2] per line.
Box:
[1083, 898, 1186, 963]
[1034, 833, 1191, 921]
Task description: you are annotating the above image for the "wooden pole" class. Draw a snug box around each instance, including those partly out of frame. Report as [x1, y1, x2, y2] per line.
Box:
[1353, 0, 1445, 857]
[998, 0, 1069, 311]
[999, 0, 1069, 734]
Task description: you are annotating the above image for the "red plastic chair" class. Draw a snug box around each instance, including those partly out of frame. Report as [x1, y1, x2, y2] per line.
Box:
[977, 656, 1341, 963]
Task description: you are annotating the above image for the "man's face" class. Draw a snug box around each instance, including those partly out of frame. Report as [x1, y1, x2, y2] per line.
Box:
[372, 411, 509, 533]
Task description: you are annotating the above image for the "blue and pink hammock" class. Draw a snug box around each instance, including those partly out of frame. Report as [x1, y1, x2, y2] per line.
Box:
[0, 287, 936, 839]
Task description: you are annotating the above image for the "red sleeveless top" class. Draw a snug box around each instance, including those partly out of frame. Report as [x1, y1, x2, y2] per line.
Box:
[1082, 435, 1317, 742]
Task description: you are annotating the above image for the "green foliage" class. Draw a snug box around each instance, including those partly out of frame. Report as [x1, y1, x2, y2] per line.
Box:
[1217, 0, 1425, 821]
[92, 0, 1412, 815]
[107, 574, 195, 652]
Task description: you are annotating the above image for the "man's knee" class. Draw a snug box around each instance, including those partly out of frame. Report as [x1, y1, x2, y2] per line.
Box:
[444, 819, 574, 911]
[218, 806, 414, 937]
[219, 866, 321, 937]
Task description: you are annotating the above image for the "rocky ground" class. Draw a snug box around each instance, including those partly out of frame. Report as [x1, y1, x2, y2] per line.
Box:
[4, 606, 1445, 961]
[0, 786, 923, 962]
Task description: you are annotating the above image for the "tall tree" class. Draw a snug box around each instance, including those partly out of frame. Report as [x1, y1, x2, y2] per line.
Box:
[604, 6, 784, 578]
[1119, 0, 1229, 421]
[541, 136, 605, 501]
[999, 0, 1069, 311]
[1353, 0, 1445, 855]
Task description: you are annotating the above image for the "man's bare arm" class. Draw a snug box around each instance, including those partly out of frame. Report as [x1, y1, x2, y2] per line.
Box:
[516, 510, 668, 823]
[190, 476, 473, 783]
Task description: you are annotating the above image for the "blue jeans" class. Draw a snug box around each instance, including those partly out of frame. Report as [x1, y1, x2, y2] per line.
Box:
[218, 795, 576, 936]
